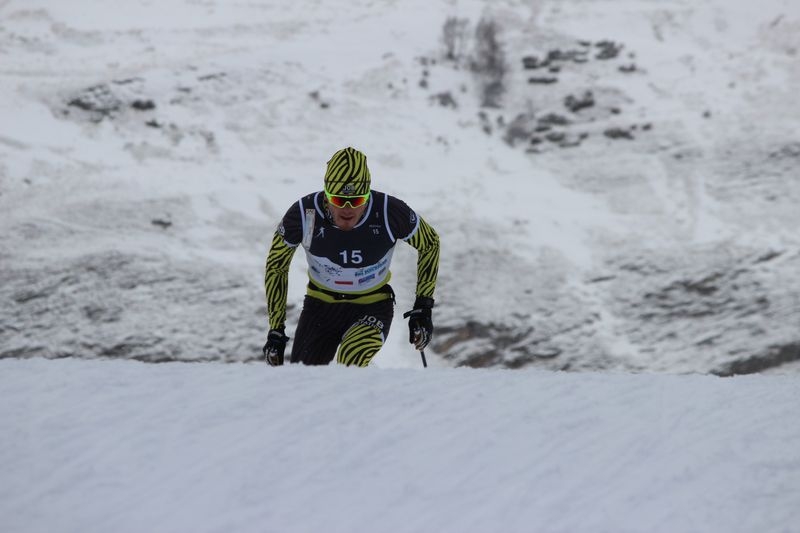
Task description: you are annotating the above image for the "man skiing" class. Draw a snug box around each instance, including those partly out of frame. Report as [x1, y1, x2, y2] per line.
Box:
[263, 147, 440, 367]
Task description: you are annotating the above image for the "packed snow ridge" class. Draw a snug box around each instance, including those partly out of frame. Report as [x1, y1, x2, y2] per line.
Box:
[2, 358, 799, 533]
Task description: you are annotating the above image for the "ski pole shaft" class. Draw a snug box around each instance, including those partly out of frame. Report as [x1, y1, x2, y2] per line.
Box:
[420, 349, 427, 368]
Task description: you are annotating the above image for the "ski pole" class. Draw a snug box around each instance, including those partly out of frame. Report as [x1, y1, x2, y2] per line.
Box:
[420, 349, 427, 368]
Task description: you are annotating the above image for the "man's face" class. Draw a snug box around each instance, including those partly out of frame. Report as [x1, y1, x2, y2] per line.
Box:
[329, 202, 368, 231]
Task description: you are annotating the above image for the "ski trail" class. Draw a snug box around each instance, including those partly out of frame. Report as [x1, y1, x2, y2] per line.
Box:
[2, 359, 799, 533]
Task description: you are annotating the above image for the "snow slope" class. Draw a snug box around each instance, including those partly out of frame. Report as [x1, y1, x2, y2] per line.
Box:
[2, 0, 799, 373]
[2, 3, 799, 531]
[2, 358, 799, 533]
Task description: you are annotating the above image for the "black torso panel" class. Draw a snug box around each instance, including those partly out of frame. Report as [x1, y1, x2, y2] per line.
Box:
[278, 190, 418, 292]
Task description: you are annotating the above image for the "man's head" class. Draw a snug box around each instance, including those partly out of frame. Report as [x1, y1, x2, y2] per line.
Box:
[324, 147, 371, 195]
[324, 147, 371, 231]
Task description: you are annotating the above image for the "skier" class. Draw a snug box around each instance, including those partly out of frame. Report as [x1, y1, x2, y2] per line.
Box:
[262, 147, 440, 367]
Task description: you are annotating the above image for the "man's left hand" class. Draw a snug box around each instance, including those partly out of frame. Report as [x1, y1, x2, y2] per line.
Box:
[403, 297, 434, 351]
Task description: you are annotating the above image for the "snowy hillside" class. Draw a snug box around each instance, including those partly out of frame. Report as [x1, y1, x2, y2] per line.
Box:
[2, 358, 799, 533]
[1, 0, 799, 372]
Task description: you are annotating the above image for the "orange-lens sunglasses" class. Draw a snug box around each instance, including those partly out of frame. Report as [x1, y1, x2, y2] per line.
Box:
[325, 190, 370, 208]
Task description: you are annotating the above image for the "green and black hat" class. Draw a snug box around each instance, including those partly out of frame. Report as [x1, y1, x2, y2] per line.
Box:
[324, 147, 371, 196]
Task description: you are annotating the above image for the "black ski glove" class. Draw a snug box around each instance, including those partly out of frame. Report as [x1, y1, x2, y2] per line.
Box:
[263, 328, 290, 366]
[403, 297, 434, 351]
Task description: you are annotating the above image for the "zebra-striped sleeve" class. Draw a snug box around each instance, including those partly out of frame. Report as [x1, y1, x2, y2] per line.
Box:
[264, 230, 297, 330]
[405, 217, 440, 298]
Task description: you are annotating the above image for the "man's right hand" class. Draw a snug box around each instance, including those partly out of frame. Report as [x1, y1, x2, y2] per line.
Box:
[263, 328, 290, 366]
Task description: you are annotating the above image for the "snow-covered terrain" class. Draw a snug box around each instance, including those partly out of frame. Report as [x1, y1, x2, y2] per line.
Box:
[2, 3, 800, 530]
[2, 358, 799, 533]
[2, 0, 799, 373]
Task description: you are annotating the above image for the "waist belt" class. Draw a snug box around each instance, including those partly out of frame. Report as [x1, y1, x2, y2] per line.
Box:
[306, 282, 395, 304]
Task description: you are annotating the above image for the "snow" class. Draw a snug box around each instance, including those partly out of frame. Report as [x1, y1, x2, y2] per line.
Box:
[3, 0, 798, 371]
[2, 358, 799, 533]
[2, 0, 799, 371]
[1, 1, 800, 529]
